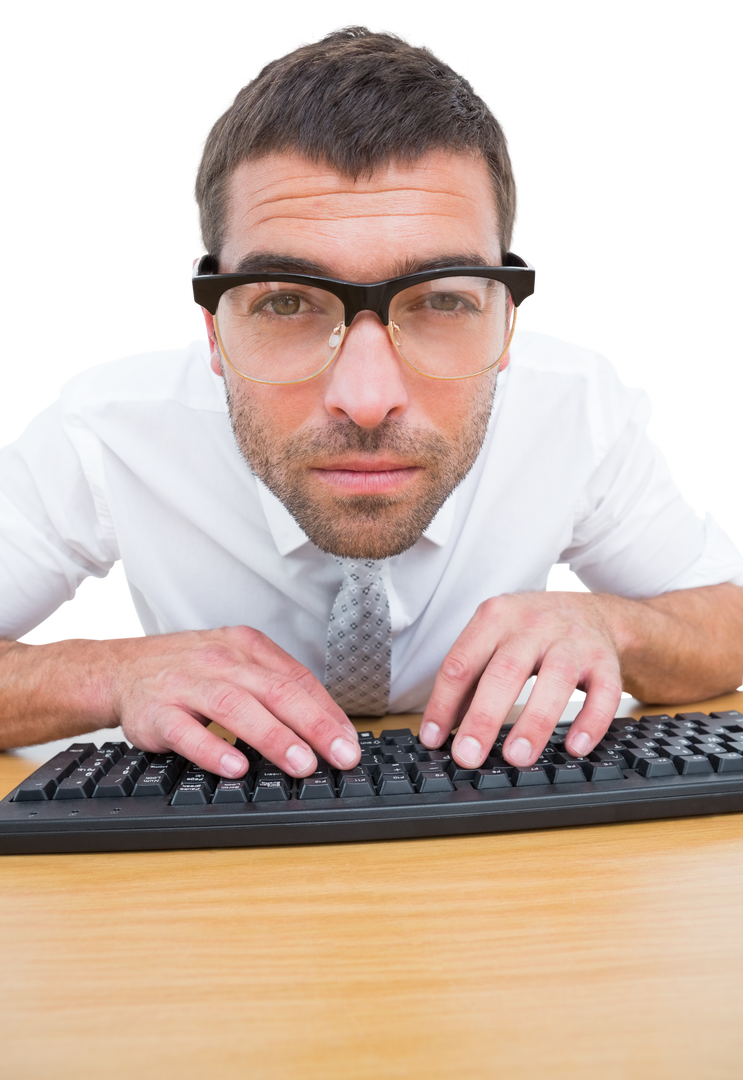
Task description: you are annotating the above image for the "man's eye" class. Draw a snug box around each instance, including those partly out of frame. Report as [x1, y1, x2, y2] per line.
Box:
[428, 293, 464, 312]
[265, 293, 303, 316]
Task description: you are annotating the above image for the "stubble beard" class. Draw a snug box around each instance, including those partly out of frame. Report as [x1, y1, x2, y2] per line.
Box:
[225, 378, 496, 560]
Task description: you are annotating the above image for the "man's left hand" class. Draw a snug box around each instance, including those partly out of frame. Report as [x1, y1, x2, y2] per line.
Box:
[419, 592, 622, 767]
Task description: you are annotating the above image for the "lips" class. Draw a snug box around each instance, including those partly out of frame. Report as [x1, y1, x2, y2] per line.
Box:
[311, 462, 422, 495]
[312, 456, 419, 472]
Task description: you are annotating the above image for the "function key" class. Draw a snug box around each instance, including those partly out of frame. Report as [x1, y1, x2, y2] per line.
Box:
[298, 776, 336, 799]
[581, 762, 625, 782]
[338, 772, 376, 798]
[416, 770, 454, 793]
[474, 768, 512, 790]
[446, 762, 478, 781]
[672, 754, 714, 775]
[376, 772, 415, 795]
[710, 752, 743, 774]
[546, 762, 584, 784]
[636, 756, 677, 778]
[512, 765, 550, 787]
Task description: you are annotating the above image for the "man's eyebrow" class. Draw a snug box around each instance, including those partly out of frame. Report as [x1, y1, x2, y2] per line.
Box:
[233, 252, 495, 281]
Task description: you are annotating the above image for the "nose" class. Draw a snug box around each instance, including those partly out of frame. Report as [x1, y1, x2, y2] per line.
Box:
[323, 312, 409, 428]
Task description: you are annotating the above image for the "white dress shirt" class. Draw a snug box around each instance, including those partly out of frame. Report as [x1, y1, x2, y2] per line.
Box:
[2, 331, 742, 713]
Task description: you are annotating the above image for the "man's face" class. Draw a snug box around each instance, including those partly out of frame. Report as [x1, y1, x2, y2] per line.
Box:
[204, 150, 506, 559]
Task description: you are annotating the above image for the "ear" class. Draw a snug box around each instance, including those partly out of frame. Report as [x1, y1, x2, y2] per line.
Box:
[194, 257, 223, 378]
[499, 295, 516, 373]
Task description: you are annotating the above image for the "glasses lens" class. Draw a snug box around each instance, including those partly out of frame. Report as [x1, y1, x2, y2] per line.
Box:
[214, 282, 345, 383]
[213, 275, 513, 382]
[389, 276, 514, 378]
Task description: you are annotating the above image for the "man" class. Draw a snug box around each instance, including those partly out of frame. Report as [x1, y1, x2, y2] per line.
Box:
[2, 27, 743, 782]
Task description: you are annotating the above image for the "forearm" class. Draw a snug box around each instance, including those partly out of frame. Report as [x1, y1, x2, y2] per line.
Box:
[595, 582, 743, 703]
[0, 638, 121, 750]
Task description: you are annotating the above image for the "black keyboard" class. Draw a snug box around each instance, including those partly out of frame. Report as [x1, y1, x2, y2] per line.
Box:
[3, 710, 743, 854]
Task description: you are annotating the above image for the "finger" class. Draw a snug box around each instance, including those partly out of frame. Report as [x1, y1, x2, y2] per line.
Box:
[420, 606, 510, 748]
[192, 672, 360, 773]
[448, 647, 539, 767]
[128, 707, 250, 778]
[229, 627, 357, 736]
[503, 655, 623, 765]
[501, 650, 583, 766]
[231, 669, 360, 773]
[563, 665, 623, 757]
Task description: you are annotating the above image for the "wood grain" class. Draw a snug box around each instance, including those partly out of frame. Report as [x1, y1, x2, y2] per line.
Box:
[2, 692, 743, 1079]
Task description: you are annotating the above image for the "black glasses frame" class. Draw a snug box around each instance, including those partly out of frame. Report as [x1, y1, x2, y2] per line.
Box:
[192, 252, 535, 324]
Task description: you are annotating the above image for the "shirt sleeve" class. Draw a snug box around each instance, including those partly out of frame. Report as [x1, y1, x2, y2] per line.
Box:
[561, 391, 743, 597]
[0, 401, 118, 638]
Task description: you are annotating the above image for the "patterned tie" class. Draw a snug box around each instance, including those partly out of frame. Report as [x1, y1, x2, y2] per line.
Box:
[325, 558, 391, 717]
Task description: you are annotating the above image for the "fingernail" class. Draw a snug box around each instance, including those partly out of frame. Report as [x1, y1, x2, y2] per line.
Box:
[286, 744, 316, 774]
[331, 737, 359, 768]
[507, 737, 532, 765]
[569, 730, 592, 756]
[420, 721, 441, 747]
[456, 735, 482, 767]
[220, 752, 246, 778]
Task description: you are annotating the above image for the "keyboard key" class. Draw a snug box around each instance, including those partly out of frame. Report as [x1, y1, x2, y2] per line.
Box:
[382, 729, 415, 746]
[179, 768, 218, 792]
[416, 771, 454, 793]
[589, 750, 627, 766]
[298, 777, 336, 799]
[553, 753, 591, 766]
[581, 762, 625, 781]
[636, 756, 678, 778]
[546, 762, 585, 783]
[212, 780, 252, 803]
[171, 782, 212, 805]
[14, 772, 60, 801]
[13, 747, 92, 801]
[672, 754, 714, 776]
[252, 780, 291, 801]
[93, 770, 136, 797]
[54, 770, 98, 799]
[383, 751, 419, 768]
[709, 752, 743, 774]
[132, 767, 178, 796]
[446, 762, 478, 781]
[338, 775, 376, 797]
[474, 768, 512, 789]
[512, 766, 550, 787]
[376, 774, 415, 795]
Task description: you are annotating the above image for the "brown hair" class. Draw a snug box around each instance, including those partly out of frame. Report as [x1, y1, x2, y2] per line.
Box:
[195, 27, 516, 260]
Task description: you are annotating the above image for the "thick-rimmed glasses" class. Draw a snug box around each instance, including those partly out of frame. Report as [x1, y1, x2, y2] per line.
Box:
[192, 253, 535, 385]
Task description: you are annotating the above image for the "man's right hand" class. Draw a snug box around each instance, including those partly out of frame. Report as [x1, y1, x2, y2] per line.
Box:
[0, 628, 361, 778]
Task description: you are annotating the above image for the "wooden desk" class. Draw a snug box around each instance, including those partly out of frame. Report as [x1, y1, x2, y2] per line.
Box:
[2, 694, 743, 1080]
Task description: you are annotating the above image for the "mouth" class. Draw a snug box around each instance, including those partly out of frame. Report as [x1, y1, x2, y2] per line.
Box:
[310, 458, 423, 496]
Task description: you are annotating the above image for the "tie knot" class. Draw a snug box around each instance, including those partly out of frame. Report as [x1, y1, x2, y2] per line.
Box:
[336, 557, 385, 591]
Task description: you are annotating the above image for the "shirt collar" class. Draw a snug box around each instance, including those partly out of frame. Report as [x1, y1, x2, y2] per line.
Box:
[255, 478, 457, 556]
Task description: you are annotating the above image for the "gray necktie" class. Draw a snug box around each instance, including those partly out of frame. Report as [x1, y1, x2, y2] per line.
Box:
[325, 558, 391, 717]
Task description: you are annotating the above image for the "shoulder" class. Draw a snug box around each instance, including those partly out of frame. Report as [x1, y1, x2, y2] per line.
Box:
[57, 339, 226, 418]
[508, 330, 630, 386]
[499, 331, 650, 458]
